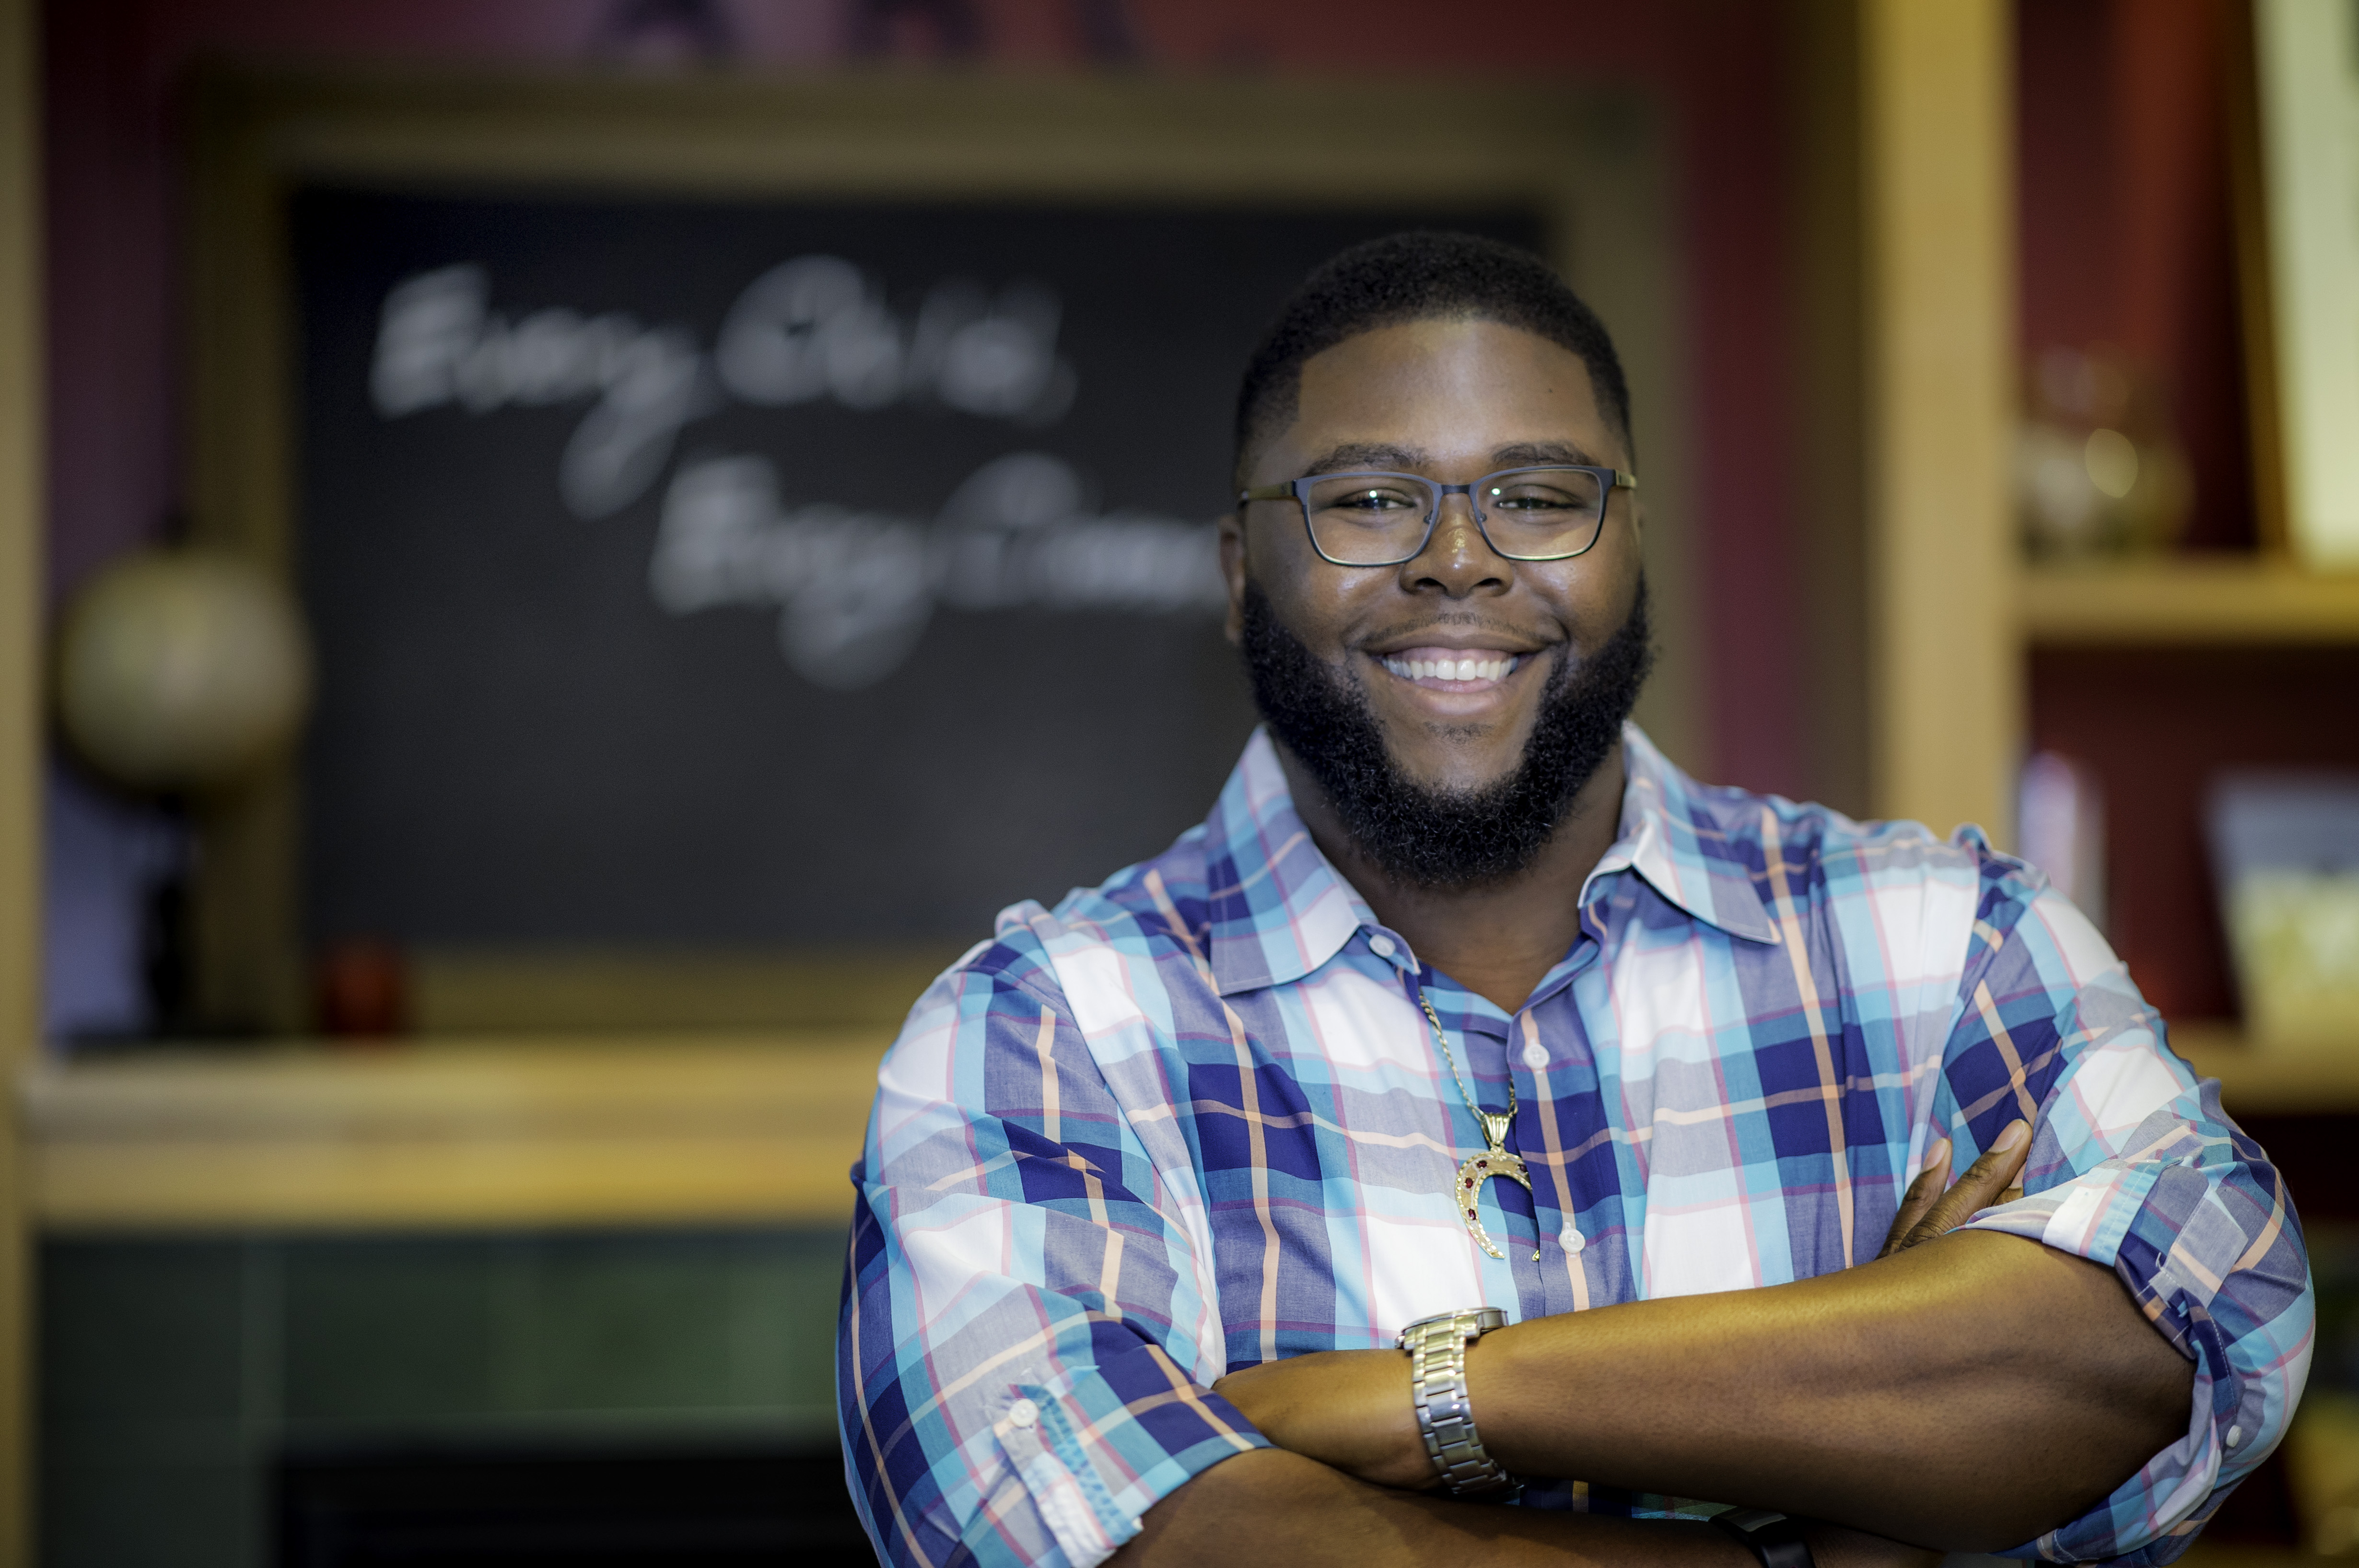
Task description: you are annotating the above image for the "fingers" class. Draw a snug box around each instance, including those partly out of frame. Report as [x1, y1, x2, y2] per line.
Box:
[1878, 1138, 1953, 1259]
[1887, 1120, 2032, 1256]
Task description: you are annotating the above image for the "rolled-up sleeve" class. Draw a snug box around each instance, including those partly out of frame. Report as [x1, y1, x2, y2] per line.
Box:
[838, 927, 1266, 1568]
[1936, 865, 2315, 1566]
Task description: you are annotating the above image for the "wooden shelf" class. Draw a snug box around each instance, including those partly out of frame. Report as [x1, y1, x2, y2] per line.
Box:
[16, 1031, 888, 1232]
[2171, 1023, 2359, 1116]
[17, 1022, 2352, 1235]
[2020, 556, 2359, 644]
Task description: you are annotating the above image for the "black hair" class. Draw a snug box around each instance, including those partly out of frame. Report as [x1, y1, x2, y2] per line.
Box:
[1232, 231, 1634, 484]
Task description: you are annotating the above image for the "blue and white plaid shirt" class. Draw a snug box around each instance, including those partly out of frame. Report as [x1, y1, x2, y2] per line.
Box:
[838, 725, 2312, 1568]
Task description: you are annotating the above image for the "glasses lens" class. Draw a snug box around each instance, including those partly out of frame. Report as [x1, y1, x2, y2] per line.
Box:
[1301, 473, 1434, 564]
[1479, 468, 1608, 559]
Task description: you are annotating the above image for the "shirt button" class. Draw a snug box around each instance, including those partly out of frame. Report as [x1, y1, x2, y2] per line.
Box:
[1368, 935, 1396, 959]
[1009, 1397, 1040, 1429]
[1521, 1041, 1550, 1070]
[2225, 1425, 2242, 1449]
[1560, 1224, 1585, 1254]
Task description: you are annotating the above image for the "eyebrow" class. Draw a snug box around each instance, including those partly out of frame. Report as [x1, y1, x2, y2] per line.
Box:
[1490, 439, 1602, 469]
[1298, 438, 1606, 476]
[1301, 441, 1429, 473]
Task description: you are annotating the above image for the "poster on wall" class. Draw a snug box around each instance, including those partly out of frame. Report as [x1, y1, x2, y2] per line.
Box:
[2252, 0, 2359, 569]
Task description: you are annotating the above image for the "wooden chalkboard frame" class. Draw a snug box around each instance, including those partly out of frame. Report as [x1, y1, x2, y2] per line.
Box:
[185, 65, 1695, 1033]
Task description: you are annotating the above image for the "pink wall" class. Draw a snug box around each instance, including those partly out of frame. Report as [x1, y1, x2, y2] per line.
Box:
[42, 0, 1807, 795]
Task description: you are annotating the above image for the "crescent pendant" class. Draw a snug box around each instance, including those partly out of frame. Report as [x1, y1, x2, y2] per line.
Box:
[1454, 1148, 1540, 1261]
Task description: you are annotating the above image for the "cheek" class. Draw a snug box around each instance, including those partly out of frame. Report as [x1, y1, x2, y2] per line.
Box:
[1248, 539, 1379, 641]
[1564, 537, 1643, 641]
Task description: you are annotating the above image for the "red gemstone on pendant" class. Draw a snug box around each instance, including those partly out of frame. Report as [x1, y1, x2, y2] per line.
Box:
[1475, 1158, 1489, 1170]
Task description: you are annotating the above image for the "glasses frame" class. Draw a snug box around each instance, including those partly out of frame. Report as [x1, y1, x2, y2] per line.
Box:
[1237, 464, 1640, 567]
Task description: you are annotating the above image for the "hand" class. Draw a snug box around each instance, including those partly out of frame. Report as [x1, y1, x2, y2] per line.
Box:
[1212, 1348, 1438, 1490]
[1879, 1120, 2030, 1259]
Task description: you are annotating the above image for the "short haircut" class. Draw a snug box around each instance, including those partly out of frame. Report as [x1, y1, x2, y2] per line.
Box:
[1232, 231, 1634, 484]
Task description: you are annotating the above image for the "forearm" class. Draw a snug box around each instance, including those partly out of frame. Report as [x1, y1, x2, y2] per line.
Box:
[1470, 1230, 2192, 1547]
[1115, 1449, 1935, 1568]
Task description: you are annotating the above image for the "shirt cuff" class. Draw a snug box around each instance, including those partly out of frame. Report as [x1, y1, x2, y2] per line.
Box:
[989, 1340, 1267, 1568]
[1958, 1155, 2289, 1564]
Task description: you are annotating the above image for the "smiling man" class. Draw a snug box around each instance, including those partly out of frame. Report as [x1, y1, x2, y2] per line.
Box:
[837, 234, 2311, 1568]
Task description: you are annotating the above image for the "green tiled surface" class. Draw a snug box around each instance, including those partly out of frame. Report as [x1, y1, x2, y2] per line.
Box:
[283, 1239, 503, 1421]
[40, 1242, 247, 1423]
[39, 1229, 845, 1568]
[43, 1456, 258, 1568]
[529, 1240, 740, 1412]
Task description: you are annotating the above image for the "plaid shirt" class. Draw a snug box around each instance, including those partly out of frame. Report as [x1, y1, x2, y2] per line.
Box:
[838, 726, 2312, 1568]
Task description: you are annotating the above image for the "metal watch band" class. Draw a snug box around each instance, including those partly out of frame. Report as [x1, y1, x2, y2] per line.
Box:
[1710, 1508, 1815, 1568]
[1395, 1307, 1514, 1497]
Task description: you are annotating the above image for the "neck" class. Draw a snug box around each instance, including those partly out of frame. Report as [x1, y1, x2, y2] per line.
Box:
[1274, 738, 1627, 1015]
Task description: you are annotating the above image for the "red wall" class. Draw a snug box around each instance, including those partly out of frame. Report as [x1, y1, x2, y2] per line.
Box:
[2015, 0, 2253, 551]
[42, 0, 1806, 795]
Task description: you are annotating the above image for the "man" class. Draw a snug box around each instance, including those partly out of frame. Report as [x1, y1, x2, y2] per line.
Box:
[837, 233, 2311, 1568]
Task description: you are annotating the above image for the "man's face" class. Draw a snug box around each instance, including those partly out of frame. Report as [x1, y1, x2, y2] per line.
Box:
[1221, 317, 1644, 807]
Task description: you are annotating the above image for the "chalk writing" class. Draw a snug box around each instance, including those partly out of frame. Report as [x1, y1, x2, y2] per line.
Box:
[369, 257, 1075, 520]
[651, 452, 1225, 689]
[366, 260, 1204, 690]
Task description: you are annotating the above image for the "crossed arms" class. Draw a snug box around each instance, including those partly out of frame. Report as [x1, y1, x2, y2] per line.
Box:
[1122, 1133, 2192, 1568]
[839, 909, 2312, 1568]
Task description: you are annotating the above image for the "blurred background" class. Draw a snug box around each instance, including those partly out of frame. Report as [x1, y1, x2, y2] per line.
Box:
[0, 0, 2355, 1563]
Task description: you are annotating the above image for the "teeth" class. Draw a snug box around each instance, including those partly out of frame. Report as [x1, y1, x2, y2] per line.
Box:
[1384, 654, 1517, 683]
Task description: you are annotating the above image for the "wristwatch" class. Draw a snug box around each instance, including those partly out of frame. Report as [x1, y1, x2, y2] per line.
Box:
[1395, 1307, 1516, 1498]
[1710, 1508, 1815, 1568]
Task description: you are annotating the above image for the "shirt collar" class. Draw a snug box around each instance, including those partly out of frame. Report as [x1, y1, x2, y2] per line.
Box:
[1201, 724, 1778, 997]
[1587, 725, 1780, 947]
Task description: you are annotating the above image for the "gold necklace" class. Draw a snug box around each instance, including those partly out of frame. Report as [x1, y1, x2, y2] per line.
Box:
[1414, 985, 1539, 1261]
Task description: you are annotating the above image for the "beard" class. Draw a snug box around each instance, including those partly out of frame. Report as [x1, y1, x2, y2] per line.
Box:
[1238, 574, 1654, 891]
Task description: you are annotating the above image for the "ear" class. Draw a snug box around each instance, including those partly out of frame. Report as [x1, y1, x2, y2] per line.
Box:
[1216, 511, 1248, 647]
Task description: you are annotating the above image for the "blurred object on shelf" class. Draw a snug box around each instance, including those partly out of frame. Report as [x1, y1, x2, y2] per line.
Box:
[2017, 346, 2194, 560]
[52, 547, 313, 793]
[2245, 0, 2359, 571]
[2209, 772, 2359, 1049]
[316, 938, 408, 1040]
[2019, 749, 2108, 933]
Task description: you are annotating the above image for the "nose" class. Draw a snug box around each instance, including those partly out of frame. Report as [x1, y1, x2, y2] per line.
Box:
[1399, 491, 1509, 597]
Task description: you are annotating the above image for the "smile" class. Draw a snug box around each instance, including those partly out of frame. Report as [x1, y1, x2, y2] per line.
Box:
[1378, 648, 1523, 690]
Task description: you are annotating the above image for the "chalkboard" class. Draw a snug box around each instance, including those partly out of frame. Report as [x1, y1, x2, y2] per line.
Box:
[291, 189, 1544, 949]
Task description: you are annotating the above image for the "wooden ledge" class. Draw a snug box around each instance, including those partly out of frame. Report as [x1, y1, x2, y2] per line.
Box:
[19, 1032, 888, 1232]
[2020, 557, 2359, 644]
[2170, 1023, 2359, 1116]
[20, 1024, 2353, 1233]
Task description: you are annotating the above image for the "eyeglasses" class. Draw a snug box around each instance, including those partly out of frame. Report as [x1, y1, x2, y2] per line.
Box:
[1238, 465, 1638, 567]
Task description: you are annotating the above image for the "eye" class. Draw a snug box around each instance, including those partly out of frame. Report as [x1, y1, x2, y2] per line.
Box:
[1485, 471, 1601, 513]
[1305, 474, 1428, 515]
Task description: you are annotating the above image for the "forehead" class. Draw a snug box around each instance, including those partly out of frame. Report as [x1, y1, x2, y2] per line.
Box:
[1283, 318, 1614, 467]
